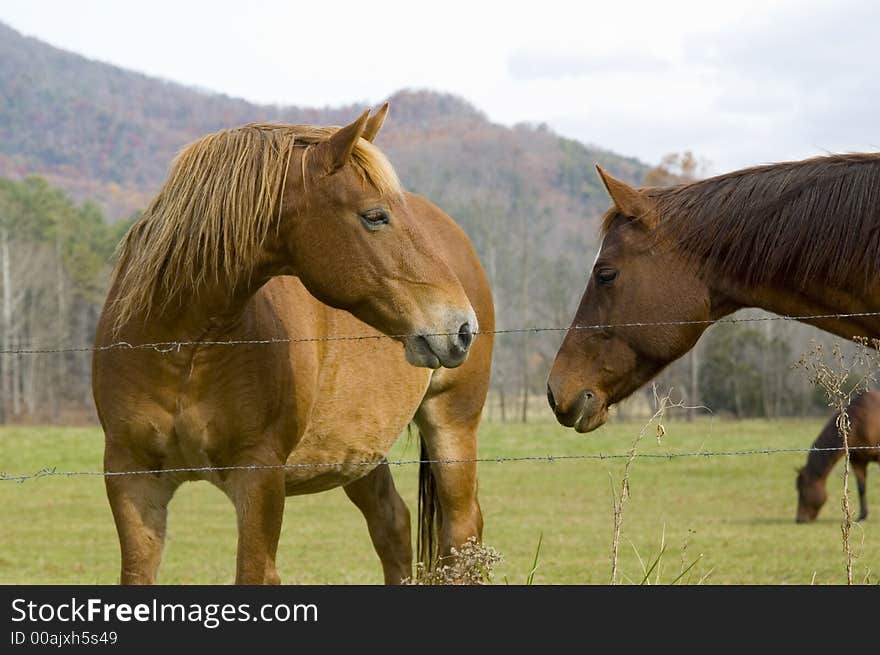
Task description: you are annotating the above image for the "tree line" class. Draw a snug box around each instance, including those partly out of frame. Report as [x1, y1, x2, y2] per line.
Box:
[0, 176, 129, 422]
[0, 166, 853, 424]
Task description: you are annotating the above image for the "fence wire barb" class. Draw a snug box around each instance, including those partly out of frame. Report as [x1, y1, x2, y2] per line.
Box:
[1, 310, 879, 356]
[3, 444, 879, 484]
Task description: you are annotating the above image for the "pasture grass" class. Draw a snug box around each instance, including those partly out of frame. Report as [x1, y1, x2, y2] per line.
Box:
[1, 416, 877, 584]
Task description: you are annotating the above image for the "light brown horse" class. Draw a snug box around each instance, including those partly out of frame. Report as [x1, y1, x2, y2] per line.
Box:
[92, 106, 494, 584]
[548, 154, 880, 432]
[796, 391, 880, 523]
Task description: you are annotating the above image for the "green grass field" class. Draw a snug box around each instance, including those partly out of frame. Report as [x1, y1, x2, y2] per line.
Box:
[1, 417, 877, 584]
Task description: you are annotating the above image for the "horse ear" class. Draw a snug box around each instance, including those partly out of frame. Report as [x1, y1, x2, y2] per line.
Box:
[312, 110, 370, 174]
[596, 165, 656, 227]
[362, 102, 389, 143]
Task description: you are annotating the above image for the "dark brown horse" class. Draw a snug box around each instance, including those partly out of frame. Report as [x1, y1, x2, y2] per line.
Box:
[93, 106, 494, 584]
[796, 391, 880, 523]
[548, 154, 880, 432]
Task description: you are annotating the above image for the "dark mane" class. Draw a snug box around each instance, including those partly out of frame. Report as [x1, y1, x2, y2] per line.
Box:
[636, 153, 880, 289]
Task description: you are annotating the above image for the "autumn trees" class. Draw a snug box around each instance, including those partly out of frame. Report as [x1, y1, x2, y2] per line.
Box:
[0, 158, 853, 424]
[0, 176, 125, 422]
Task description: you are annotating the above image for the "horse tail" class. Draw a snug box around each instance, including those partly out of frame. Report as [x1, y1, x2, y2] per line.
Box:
[417, 433, 441, 571]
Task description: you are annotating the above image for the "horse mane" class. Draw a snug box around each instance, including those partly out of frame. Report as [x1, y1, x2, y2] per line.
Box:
[110, 123, 401, 331]
[605, 153, 880, 289]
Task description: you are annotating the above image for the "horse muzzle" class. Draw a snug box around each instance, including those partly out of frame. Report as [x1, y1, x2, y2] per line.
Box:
[403, 310, 478, 369]
[547, 383, 608, 433]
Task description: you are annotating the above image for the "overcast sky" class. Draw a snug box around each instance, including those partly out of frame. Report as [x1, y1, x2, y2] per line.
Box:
[2, 0, 878, 173]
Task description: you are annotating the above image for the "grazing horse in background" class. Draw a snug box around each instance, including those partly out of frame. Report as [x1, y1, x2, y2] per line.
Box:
[547, 154, 880, 432]
[93, 105, 494, 584]
[796, 391, 880, 523]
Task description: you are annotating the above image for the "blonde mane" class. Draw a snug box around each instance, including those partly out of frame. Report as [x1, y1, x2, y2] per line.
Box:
[110, 123, 401, 331]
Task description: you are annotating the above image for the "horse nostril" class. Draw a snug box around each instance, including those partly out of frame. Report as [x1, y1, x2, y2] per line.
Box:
[457, 322, 474, 350]
[547, 385, 557, 412]
[584, 391, 594, 401]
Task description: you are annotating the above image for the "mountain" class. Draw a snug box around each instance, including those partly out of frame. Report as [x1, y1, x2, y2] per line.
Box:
[0, 20, 652, 422]
[0, 21, 647, 228]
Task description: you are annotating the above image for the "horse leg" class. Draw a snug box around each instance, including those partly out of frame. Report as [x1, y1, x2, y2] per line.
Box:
[226, 466, 286, 585]
[414, 394, 483, 559]
[853, 460, 868, 521]
[104, 449, 179, 585]
[343, 464, 413, 584]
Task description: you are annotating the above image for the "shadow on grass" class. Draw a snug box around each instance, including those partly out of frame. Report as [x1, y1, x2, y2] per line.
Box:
[731, 516, 845, 526]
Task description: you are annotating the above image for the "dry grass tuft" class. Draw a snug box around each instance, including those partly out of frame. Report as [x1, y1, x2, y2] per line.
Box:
[406, 537, 503, 585]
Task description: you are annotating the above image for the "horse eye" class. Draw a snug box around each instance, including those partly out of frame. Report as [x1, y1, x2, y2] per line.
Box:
[596, 268, 618, 285]
[359, 209, 389, 229]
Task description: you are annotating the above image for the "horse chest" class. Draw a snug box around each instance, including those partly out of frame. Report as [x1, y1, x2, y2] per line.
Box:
[167, 350, 301, 470]
[282, 342, 431, 494]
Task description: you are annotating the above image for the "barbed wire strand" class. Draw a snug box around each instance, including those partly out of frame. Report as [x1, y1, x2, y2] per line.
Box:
[1, 309, 877, 483]
[1, 310, 879, 356]
[2, 444, 879, 484]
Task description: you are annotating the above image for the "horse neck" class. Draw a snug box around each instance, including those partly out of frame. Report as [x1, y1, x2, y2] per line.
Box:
[705, 272, 880, 341]
[108, 268, 274, 347]
[805, 416, 846, 481]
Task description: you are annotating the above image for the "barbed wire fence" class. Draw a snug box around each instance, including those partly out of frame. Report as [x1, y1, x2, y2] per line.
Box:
[3, 444, 880, 484]
[1, 309, 878, 584]
[1, 310, 877, 356]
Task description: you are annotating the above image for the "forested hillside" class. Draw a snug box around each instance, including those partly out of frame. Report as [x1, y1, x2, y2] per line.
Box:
[0, 21, 645, 222]
[0, 177, 125, 421]
[0, 22, 845, 422]
[0, 21, 648, 421]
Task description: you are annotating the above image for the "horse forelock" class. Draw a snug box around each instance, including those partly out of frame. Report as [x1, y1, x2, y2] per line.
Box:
[348, 138, 402, 200]
[109, 123, 402, 332]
